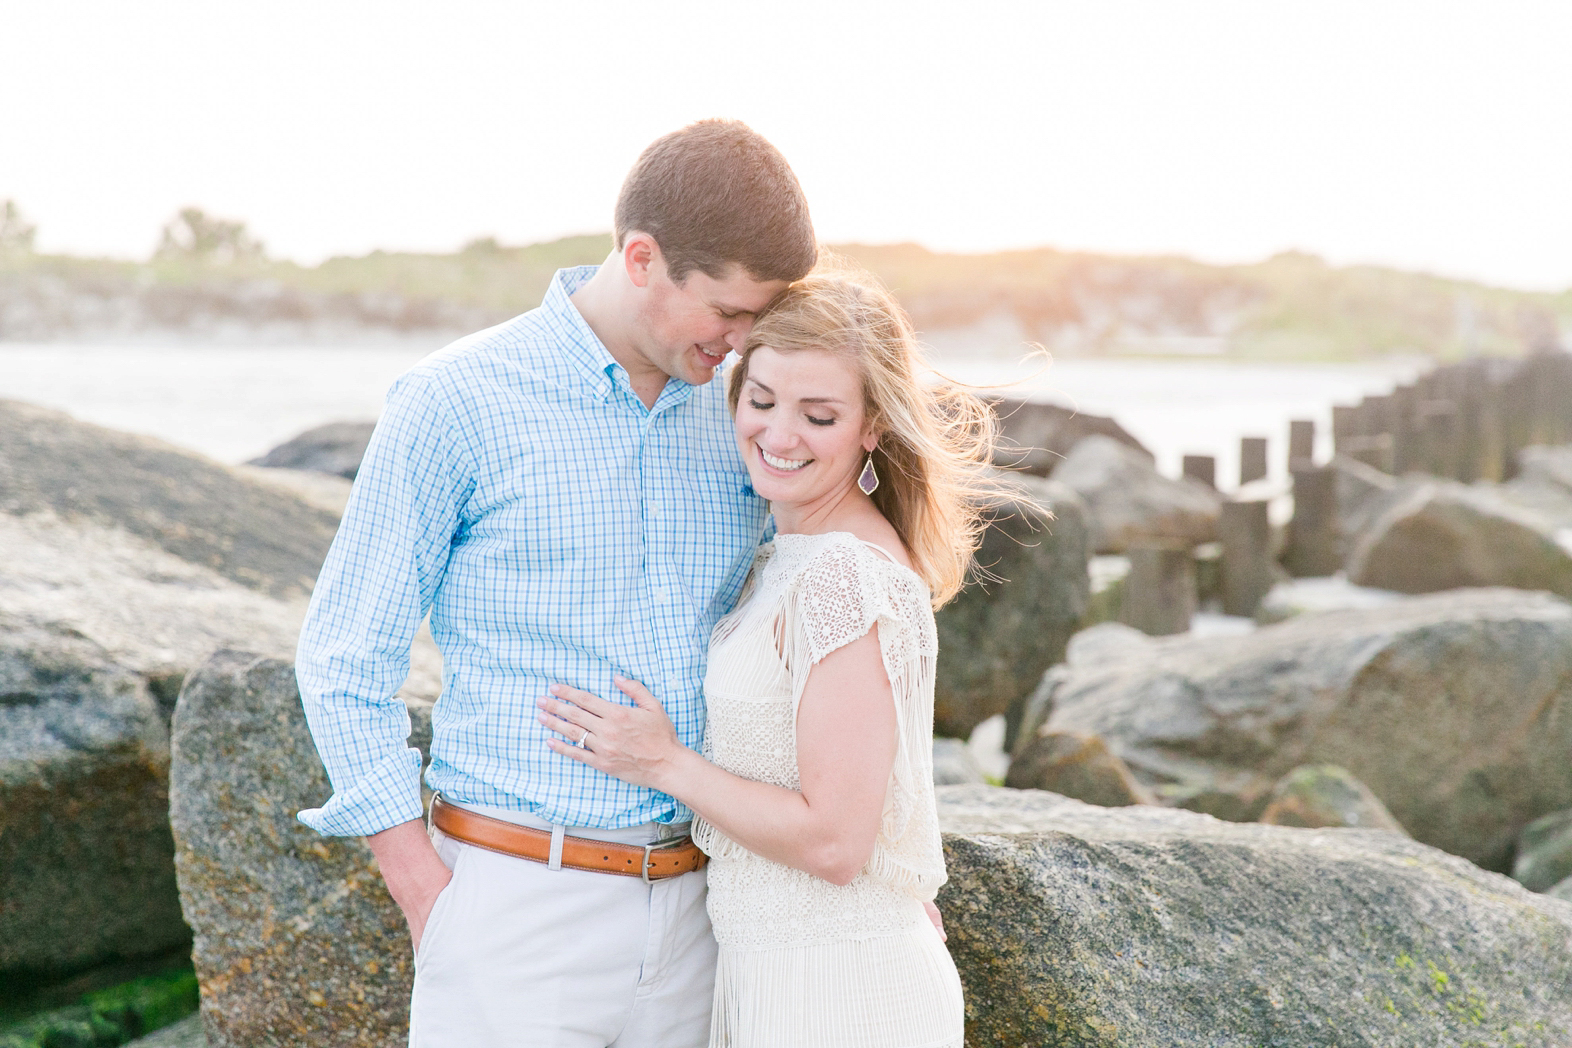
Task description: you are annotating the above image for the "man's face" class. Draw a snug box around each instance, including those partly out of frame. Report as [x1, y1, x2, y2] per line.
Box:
[633, 258, 789, 386]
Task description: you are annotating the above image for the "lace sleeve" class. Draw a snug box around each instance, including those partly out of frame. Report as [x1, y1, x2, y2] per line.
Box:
[792, 540, 889, 666]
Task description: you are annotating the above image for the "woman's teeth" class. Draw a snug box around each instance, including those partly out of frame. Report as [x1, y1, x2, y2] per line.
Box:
[761, 448, 810, 472]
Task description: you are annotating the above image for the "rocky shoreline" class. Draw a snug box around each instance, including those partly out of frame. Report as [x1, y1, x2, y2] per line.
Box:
[6, 392, 1572, 1046]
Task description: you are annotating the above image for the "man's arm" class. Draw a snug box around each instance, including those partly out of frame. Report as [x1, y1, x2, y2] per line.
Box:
[295, 370, 476, 935]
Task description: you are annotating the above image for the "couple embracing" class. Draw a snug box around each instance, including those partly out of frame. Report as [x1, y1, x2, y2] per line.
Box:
[297, 120, 999, 1047]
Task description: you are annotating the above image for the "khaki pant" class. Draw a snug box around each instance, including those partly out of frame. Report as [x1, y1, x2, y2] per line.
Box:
[410, 803, 716, 1048]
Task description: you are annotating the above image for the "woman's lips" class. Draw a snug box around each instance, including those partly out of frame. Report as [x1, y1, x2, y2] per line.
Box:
[758, 445, 811, 472]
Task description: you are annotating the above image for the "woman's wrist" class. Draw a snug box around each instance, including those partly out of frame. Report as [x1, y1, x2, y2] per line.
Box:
[653, 743, 704, 802]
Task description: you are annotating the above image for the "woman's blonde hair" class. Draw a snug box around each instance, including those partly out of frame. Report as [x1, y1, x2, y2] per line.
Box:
[728, 266, 1004, 606]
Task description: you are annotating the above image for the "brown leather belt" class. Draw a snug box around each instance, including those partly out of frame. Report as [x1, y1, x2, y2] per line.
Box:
[430, 796, 707, 882]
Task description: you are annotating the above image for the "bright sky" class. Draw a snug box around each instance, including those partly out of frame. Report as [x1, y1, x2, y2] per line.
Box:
[4, 1, 1569, 290]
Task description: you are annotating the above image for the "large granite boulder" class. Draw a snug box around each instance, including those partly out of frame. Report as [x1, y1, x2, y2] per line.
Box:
[1049, 434, 1221, 554]
[0, 614, 191, 981]
[1035, 588, 1572, 871]
[1258, 763, 1408, 834]
[931, 737, 988, 786]
[1516, 443, 1572, 494]
[170, 651, 431, 1048]
[1003, 730, 1154, 807]
[0, 402, 444, 994]
[935, 784, 1572, 1047]
[127, 1014, 208, 1048]
[986, 396, 1150, 477]
[1345, 479, 1572, 598]
[1253, 574, 1401, 625]
[933, 475, 1089, 739]
[247, 420, 376, 481]
[0, 398, 341, 599]
[1514, 809, 1572, 894]
[1331, 452, 1402, 540]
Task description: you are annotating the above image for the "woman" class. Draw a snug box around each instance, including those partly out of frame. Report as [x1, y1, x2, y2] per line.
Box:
[536, 270, 1000, 1047]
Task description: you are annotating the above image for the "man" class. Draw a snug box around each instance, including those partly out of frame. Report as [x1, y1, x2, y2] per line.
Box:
[296, 119, 817, 1047]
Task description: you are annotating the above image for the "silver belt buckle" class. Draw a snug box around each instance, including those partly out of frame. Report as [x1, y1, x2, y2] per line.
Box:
[642, 836, 689, 884]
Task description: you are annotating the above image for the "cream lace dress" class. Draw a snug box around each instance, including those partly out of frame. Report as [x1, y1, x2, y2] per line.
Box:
[692, 531, 965, 1048]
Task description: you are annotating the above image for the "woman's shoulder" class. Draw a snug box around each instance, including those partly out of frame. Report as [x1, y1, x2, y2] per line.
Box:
[770, 529, 916, 587]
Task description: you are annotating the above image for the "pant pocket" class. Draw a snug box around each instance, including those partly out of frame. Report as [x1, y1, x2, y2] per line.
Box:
[414, 843, 467, 969]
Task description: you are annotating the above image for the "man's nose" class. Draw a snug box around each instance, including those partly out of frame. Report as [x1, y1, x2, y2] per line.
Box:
[725, 318, 754, 352]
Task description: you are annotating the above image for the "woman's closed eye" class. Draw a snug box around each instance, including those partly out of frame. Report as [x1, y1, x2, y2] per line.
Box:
[748, 398, 775, 411]
[805, 415, 836, 427]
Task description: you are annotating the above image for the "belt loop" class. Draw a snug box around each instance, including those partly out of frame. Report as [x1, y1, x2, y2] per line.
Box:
[547, 824, 565, 871]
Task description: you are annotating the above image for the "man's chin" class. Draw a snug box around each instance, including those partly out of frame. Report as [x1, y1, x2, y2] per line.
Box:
[688, 350, 728, 383]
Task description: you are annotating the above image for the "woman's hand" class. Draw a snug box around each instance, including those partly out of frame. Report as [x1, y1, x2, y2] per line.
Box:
[537, 676, 688, 792]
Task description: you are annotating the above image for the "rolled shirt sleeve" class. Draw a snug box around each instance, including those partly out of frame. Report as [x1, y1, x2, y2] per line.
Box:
[295, 370, 476, 837]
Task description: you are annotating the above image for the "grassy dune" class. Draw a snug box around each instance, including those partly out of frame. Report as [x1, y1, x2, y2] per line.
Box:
[2, 234, 1566, 360]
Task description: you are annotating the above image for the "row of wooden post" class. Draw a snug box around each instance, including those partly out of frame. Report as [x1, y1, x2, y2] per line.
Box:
[1120, 348, 1572, 633]
[1333, 350, 1572, 482]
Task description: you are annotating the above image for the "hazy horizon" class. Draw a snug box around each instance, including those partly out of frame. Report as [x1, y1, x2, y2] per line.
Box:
[6, 2, 1570, 290]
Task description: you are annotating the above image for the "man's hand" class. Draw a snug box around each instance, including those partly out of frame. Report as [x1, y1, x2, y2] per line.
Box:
[366, 819, 454, 954]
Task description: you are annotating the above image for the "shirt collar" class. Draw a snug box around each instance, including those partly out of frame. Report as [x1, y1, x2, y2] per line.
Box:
[546, 265, 697, 412]
[544, 266, 619, 402]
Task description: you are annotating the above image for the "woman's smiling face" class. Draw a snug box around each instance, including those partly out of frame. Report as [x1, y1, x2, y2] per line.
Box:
[734, 345, 877, 510]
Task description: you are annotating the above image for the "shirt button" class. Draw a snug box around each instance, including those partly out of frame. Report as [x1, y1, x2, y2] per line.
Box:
[653, 587, 668, 603]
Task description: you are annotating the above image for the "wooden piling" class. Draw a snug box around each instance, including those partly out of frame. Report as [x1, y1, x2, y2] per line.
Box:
[1239, 437, 1268, 486]
[1341, 434, 1394, 474]
[1331, 405, 1359, 457]
[1182, 454, 1216, 489]
[1120, 544, 1197, 636]
[1282, 466, 1340, 577]
[1389, 383, 1418, 474]
[1219, 500, 1273, 617]
[1288, 419, 1315, 470]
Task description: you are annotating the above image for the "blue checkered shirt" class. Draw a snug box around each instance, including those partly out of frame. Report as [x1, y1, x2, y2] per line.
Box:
[296, 266, 768, 836]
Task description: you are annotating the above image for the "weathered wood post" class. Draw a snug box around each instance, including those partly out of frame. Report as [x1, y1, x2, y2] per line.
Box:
[1346, 394, 1396, 474]
[1389, 383, 1418, 475]
[1239, 436, 1268, 486]
[1534, 349, 1572, 447]
[1119, 543, 1197, 636]
[1219, 500, 1273, 617]
[1288, 419, 1316, 470]
[1419, 400, 1459, 479]
[1498, 360, 1535, 479]
[1344, 434, 1395, 474]
[1182, 454, 1216, 489]
[1331, 405, 1359, 458]
[1282, 466, 1340, 577]
[1454, 359, 1505, 483]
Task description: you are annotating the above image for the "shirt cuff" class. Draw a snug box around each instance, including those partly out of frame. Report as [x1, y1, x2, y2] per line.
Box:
[296, 745, 426, 837]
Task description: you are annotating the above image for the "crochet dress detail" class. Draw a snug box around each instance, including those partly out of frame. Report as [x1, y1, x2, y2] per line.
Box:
[693, 532, 964, 1048]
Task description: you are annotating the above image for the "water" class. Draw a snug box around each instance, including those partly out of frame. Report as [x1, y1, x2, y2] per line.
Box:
[0, 342, 1425, 486]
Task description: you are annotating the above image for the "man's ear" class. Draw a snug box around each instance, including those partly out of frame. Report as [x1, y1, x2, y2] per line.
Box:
[623, 233, 659, 289]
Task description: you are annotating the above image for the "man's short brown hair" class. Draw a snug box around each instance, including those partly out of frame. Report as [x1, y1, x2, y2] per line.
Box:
[614, 119, 817, 285]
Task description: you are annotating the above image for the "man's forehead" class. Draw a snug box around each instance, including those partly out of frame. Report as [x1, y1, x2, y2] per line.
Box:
[694, 266, 789, 312]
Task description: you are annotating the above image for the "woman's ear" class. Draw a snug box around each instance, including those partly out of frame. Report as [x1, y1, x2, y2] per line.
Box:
[862, 430, 880, 454]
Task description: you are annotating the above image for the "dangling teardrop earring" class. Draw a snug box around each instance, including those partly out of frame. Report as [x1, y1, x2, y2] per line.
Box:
[857, 454, 879, 496]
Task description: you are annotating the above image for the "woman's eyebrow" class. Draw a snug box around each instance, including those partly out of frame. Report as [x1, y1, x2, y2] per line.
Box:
[746, 380, 843, 406]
